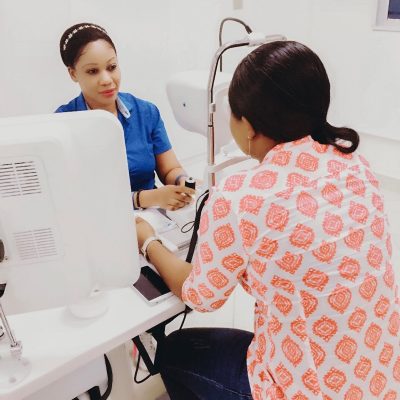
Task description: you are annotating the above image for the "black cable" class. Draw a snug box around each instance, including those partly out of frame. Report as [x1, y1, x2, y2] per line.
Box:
[100, 355, 113, 400]
[132, 335, 158, 378]
[170, 190, 210, 334]
[131, 306, 190, 383]
[180, 190, 209, 234]
[80, 355, 112, 400]
[210, 42, 250, 105]
[0, 283, 6, 298]
[133, 353, 152, 384]
[185, 190, 209, 263]
[178, 307, 189, 330]
[218, 17, 252, 72]
[131, 191, 210, 384]
[180, 220, 194, 234]
[88, 386, 101, 400]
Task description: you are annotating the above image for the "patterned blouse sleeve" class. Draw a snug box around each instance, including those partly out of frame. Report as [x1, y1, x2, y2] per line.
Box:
[182, 188, 249, 312]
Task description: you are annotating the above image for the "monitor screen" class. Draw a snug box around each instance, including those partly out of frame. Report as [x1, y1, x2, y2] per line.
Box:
[0, 110, 139, 315]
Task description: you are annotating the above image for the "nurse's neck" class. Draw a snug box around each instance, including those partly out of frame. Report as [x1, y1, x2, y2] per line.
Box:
[85, 100, 118, 117]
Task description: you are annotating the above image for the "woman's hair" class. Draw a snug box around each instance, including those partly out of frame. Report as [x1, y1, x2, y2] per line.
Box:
[59, 23, 116, 68]
[229, 41, 359, 154]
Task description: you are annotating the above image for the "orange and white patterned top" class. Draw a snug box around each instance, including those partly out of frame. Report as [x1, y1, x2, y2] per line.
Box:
[182, 136, 400, 399]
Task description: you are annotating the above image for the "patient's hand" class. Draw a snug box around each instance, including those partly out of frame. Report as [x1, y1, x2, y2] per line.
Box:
[135, 217, 155, 248]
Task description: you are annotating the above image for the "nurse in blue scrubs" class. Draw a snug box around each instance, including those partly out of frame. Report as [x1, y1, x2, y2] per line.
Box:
[56, 22, 194, 211]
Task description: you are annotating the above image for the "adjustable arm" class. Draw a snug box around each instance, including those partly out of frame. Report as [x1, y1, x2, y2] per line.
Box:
[206, 33, 286, 188]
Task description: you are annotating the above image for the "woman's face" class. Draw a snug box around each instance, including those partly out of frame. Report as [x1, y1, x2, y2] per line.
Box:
[68, 39, 121, 112]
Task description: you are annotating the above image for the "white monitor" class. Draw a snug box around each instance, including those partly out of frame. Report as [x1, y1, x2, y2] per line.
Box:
[0, 110, 139, 317]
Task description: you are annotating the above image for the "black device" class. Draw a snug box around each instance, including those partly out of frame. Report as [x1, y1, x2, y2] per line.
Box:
[132, 266, 173, 304]
[185, 177, 196, 190]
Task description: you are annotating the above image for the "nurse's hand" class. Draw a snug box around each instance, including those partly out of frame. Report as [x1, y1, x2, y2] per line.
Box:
[135, 216, 155, 249]
[155, 185, 195, 211]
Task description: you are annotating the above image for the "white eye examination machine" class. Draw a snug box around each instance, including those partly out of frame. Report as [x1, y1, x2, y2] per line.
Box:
[0, 111, 139, 316]
[167, 30, 286, 189]
[0, 111, 141, 394]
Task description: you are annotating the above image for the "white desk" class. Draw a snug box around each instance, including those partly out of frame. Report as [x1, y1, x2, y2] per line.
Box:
[0, 201, 197, 400]
[0, 287, 185, 400]
[0, 194, 198, 400]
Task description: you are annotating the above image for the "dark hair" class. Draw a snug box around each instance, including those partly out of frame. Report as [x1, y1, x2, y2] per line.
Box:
[229, 41, 359, 154]
[59, 23, 116, 68]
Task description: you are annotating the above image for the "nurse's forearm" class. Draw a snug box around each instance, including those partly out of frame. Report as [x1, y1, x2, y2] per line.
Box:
[136, 189, 159, 209]
[164, 167, 187, 186]
[145, 240, 192, 299]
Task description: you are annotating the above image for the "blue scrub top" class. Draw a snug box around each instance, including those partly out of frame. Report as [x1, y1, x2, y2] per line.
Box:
[55, 92, 172, 191]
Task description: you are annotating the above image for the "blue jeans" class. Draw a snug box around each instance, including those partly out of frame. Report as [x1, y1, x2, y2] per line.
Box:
[156, 327, 254, 400]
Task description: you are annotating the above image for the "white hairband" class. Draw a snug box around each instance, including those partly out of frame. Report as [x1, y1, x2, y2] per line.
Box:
[62, 24, 107, 51]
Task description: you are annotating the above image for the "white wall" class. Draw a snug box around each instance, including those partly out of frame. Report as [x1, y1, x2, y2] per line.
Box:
[220, 0, 400, 141]
[0, 0, 227, 161]
[0, 0, 222, 114]
[1, 1, 400, 143]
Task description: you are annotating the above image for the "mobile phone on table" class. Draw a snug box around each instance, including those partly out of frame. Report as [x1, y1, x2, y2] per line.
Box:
[132, 265, 173, 305]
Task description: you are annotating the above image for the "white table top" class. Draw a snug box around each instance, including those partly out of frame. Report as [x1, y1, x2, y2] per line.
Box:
[0, 288, 185, 400]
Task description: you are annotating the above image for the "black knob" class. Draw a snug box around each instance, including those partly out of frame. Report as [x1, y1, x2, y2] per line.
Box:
[185, 177, 196, 190]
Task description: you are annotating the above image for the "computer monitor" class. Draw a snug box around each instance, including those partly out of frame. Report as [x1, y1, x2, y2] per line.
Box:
[0, 110, 139, 317]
